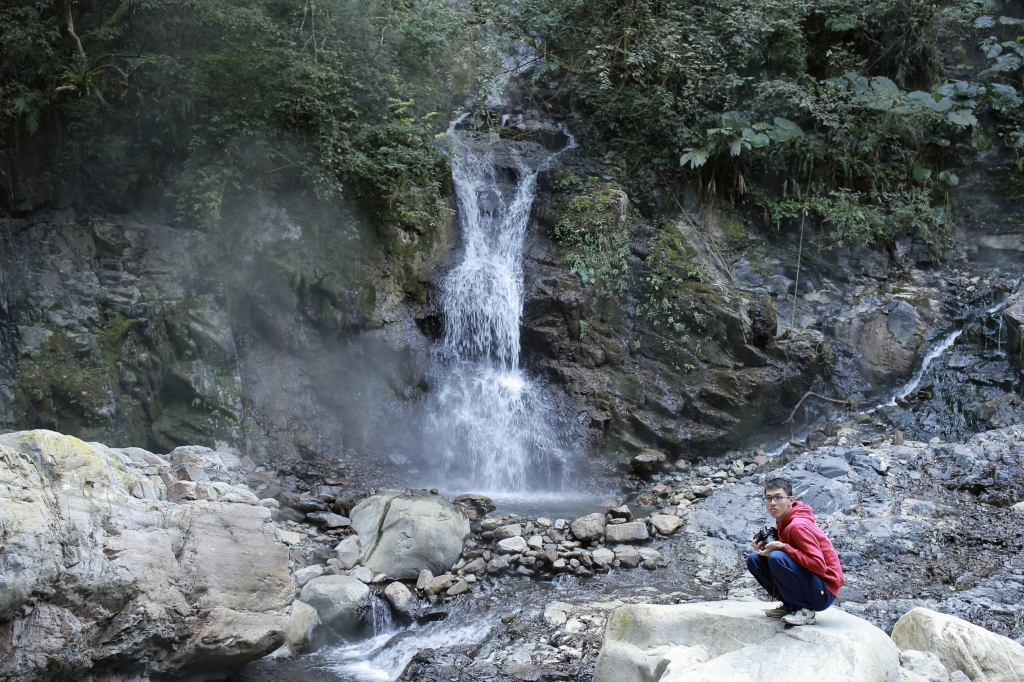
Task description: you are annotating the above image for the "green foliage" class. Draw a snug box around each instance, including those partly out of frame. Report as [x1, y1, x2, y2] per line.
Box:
[553, 177, 630, 296]
[1, 0, 464, 233]
[480, 0, 1024, 250]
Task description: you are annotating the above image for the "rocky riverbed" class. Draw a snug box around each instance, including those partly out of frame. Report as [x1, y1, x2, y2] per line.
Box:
[5, 409, 1024, 681]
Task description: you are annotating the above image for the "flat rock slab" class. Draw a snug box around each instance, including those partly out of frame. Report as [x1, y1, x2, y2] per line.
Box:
[594, 601, 900, 682]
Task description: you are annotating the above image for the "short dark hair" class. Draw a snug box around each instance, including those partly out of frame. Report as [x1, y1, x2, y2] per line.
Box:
[764, 477, 793, 496]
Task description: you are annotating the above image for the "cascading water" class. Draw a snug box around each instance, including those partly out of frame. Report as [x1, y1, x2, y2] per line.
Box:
[424, 115, 575, 494]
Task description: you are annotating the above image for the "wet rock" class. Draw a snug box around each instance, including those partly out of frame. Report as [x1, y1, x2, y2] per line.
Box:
[286, 600, 324, 655]
[594, 601, 899, 682]
[605, 521, 650, 543]
[462, 557, 487, 574]
[453, 493, 496, 521]
[569, 513, 607, 543]
[446, 579, 470, 597]
[591, 548, 615, 566]
[384, 582, 412, 614]
[335, 536, 362, 569]
[649, 514, 682, 535]
[494, 523, 523, 539]
[0, 430, 292, 682]
[421, 575, 454, 596]
[299, 575, 369, 635]
[306, 511, 352, 528]
[892, 608, 1024, 681]
[612, 545, 641, 568]
[607, 505, 633, 521]
[350, 490, 470, 580]
[487, 555, 510, 573]
[630, 449, 667, 476]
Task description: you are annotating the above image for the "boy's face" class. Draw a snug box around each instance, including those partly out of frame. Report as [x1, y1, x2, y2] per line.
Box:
[764, 487, 794, 520]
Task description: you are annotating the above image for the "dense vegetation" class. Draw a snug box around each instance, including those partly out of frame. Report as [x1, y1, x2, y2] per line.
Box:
[487, 0, 1024, 250]
[1, 0, 1022, 252]
[1, 0, 462, 233]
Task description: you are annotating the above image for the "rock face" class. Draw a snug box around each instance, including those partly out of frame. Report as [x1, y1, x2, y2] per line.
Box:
[350, 490, 470, 580]
[594, 601, 901, 682]
[0, 430, 293, 682]
[892, 608, 1024, 682]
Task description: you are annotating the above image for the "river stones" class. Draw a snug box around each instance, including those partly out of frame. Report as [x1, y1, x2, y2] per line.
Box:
[494, 523, 523, 539]
[570, 513, 607, 543]
[630, 449, 667, 475]
[300, 575, 369, 634]
[650, 514, 682, 535]
[335, 535, 362, 569]
[594, 601, 900, 682]
[0, 430, 293, 682]
[350, 490, 470, 580]
[306, 511, 351, 528]
[892, 608, 1024, 681]
[384, 582, 412, 614]
[497, 536, 529, 553]
[453, 493, 496, 521]
[605, 521, 649, 543]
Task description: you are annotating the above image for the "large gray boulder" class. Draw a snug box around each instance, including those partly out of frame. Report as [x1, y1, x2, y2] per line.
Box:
[892, 608, 1024, 682]
[350, 490, 470, 580]
[299, 575, 369, 635]
[594, 601, 900, 682]
[0, 430, 293, 682]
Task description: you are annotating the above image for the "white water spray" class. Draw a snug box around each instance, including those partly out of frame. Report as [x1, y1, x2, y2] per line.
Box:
[424, 115, 575, 493]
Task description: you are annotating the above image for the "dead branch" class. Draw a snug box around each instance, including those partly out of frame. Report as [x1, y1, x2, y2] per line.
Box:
[784, 391, 860, 424]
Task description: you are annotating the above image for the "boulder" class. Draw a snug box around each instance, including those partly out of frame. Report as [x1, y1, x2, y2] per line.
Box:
[631, 449, 667, 475]
[335, 535, 362, 569]
[299, 575, 369, 635]
[605, 521, 650, 543]
[384, 582, 413, 614]
[650, 514, 682, 535]
[570, 513, 607, 543]
[286, 600, 325, 655]
[453, 493, 496, 521]
[0, 430, 292, 682]
[350, 490, 470, 580]
[891, 607, 1024, 682]
[594, 601, 900, 682]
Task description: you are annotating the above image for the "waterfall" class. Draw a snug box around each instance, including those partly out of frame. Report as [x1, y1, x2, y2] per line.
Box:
[424, 115, 575, 494]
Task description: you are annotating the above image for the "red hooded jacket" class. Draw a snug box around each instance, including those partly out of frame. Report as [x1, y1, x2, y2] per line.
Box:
[777, 500, 845, 596]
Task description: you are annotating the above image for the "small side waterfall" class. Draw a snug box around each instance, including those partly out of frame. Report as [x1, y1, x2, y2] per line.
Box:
[424, 115, 575, 493]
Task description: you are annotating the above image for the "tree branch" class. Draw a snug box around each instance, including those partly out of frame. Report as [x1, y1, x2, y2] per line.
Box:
[784, 391, 860, 424]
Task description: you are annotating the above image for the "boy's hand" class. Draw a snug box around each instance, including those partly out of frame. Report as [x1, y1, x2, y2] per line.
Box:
[757, 541, 786, 556]
[750, 539, 764, 551]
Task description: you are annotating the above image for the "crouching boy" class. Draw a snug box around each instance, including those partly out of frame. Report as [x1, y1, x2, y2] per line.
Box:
[747, 477, 845, 626]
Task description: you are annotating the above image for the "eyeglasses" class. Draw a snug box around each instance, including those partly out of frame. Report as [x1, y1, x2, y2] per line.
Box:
[764, 495, 791, 504]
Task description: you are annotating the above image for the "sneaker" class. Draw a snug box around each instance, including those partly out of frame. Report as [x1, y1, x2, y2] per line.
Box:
[782, 608, 816, 626]
[763, 603, 796, 618]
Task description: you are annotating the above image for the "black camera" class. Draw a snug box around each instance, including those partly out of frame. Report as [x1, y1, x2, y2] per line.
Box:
[753, 525, 778, 547]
